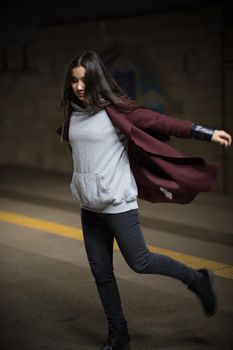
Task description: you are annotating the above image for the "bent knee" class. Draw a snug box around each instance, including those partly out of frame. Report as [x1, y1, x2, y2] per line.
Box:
[129, 261, 149, 274]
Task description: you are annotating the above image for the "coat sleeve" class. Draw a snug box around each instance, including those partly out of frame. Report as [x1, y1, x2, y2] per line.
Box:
[128, 107, 193, 139]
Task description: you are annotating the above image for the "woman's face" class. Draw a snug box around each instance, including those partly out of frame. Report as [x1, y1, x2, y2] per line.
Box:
[71, 65, 86, 101]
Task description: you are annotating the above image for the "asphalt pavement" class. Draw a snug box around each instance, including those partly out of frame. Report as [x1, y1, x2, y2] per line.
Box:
[0, 164, 233, 350]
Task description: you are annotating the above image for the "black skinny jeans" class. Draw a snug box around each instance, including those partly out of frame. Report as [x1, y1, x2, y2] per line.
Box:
[81, 207, 199, 329]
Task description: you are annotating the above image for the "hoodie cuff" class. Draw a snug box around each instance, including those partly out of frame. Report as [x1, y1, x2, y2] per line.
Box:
[191, 123, 216, 141]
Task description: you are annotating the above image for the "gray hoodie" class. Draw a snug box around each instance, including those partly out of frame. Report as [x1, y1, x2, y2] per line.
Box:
[68, 101, 138, 213]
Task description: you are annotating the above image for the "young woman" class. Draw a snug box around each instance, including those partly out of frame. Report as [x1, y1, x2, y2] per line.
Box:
[56, 50, 232, 350]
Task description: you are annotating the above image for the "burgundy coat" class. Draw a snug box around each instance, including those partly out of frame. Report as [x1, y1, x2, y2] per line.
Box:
[56, 103, 219, 204]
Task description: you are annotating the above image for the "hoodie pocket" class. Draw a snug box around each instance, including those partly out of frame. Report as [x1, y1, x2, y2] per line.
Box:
[70, 172, 115, 210]
[69, 173, 82, 203]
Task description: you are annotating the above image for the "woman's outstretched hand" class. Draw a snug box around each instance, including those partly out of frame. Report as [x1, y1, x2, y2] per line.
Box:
[211, 130, 232, 148]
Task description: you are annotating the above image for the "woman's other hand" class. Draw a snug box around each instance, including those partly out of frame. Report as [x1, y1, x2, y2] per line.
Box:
[211, 130, 232, 147]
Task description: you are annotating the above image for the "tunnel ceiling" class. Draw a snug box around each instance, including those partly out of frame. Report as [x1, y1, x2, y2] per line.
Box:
[0, 0, 229, 43]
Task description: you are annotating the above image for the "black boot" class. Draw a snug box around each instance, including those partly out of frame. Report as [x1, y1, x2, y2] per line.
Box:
[187, 268, 218, 316]
[100, 323, 131, 350]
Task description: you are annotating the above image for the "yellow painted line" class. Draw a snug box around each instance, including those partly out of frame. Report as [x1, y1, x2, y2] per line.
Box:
[0, 210, 83, 241]
[0, 209, 233, 280]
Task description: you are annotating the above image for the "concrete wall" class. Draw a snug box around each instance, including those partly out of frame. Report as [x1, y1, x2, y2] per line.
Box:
[0, 4, 232, 194]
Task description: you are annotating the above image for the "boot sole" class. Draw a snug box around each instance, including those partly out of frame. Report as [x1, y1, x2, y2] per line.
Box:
[200, 268, 218, 316]
[208, 269, 218, 316]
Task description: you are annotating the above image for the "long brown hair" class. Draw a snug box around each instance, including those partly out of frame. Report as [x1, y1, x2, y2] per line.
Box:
[61, 50, 140, 116]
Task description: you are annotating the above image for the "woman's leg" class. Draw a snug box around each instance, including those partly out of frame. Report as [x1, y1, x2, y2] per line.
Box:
[80, 208, 128, 330]
[101, 208, 217, 318]
[102, 208, 199, 286]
